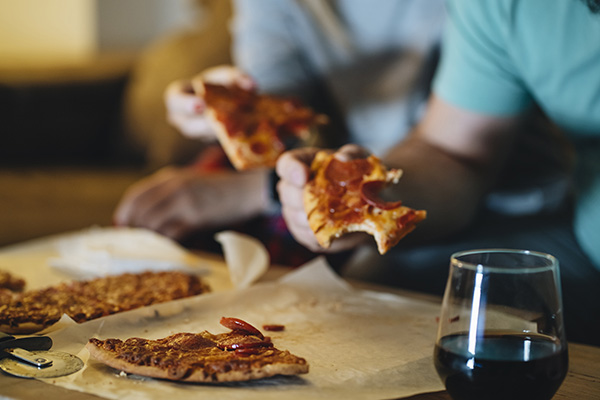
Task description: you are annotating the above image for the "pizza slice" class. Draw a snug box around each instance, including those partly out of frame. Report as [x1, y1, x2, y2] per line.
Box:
[0, 271, 210, 334]
[304, 151, 426, 254]
[0, 270, 25, 292]
[0, 286, 65, 335]
[86, 317, 308, 383]
[198, 82, 327, 170]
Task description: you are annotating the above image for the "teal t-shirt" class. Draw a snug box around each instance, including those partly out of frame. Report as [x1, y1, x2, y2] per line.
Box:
[433, 0, 600, 269]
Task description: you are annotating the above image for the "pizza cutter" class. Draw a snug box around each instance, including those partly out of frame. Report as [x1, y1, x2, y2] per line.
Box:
[0, 331, 84, 379]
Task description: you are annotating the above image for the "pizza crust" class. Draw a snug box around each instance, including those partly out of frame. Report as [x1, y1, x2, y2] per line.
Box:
[0, 321, 54, 335]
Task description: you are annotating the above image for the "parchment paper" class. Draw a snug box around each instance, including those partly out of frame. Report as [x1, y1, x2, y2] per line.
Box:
[215, 230, 269, 289]
[47, 227, 207, 279]
[0, 228, 231, 293]
[0, 230, 445, 399]
[38, 257, 443, 400]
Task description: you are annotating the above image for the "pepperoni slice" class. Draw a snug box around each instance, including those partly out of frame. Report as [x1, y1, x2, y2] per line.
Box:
[359, 180, 402, 210]
[220, 317, 264, 339]
[324, 158, 373, 187]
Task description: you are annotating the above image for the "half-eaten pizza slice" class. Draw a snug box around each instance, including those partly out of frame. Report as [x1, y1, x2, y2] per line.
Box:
[304, 151, 426, 254]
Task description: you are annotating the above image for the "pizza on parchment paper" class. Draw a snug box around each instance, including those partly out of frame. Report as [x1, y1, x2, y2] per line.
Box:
[304, 151, 427, 254]
[86, 317, 308, 383]
[0, 270, 210, 334]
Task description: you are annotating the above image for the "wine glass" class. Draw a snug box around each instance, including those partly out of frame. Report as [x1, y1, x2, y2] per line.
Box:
[434, 249, 568, 400]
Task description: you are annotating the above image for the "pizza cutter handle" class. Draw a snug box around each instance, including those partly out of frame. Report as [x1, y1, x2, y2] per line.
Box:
[0, 332, 13, 344]
[0, 332, 53, 352]
[3, 348, 53, 368]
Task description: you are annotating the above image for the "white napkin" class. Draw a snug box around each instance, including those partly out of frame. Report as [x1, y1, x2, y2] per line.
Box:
[48, 227, 206, 279]
[214, 230, 269, 289]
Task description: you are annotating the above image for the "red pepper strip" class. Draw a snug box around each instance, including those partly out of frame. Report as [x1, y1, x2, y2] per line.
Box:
[263, 324, 285, 332]
[220, 317, 264, 339]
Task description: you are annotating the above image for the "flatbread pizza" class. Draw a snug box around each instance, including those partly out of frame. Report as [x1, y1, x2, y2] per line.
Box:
[0, 270, 210, 334]
[86, 317, 308, 383]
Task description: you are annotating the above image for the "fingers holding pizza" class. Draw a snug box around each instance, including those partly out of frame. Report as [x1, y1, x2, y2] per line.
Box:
[192, 65, 256, 92]
[165, 79, 212, 140]
[276, 148, 330, 252]
[331, 144, 372, 162]
[182, 65, 326, 170]
[276, 146, 427, 255]
[165, 66, 256, 141]
[167, 63, 326, 170]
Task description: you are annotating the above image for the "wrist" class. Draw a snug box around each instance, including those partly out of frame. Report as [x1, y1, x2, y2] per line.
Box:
[234, 170, 278, 217]
[254, 169, 280, 215]
[265, 169, 281, 214]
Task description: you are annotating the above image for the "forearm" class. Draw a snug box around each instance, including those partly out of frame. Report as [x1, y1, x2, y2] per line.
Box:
[381, 95, 519, 243]
[199, 169, 272, 227]
[383, 133, 490, 242]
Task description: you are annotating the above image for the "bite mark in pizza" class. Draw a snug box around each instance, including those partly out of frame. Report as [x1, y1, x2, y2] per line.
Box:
[304, 151, 426, 254]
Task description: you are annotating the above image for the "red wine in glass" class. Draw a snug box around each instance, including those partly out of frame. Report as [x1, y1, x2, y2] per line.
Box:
[434, 332, 568, 400]
[434, 249, 568, 400]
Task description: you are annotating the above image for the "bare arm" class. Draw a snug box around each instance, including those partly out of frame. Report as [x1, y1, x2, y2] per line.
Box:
[114, 167, 271, 240]
[276, 94, 520, 252]
[383, 94, 519, 241]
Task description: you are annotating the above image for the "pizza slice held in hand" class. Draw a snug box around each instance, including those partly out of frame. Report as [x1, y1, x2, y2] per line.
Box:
[199, 82, 327, 170]
[304, 151, 426, 254]
[86, 317, 308, 383]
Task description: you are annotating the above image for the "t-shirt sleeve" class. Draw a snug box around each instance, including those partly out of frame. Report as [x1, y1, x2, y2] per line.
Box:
[232, 0, 314, 99]
[432, 0, 532, 116]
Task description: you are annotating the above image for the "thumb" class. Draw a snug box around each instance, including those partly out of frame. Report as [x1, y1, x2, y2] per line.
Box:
[334, 144, 371, 162]
[276, 148, 322, 186]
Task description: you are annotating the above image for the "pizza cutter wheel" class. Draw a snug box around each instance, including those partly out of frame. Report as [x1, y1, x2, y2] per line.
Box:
[0, 332, 84, 379]
[0, 348, 83, 379]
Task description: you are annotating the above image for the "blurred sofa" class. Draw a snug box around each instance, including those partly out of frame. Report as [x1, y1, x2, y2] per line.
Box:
[0, 0, 232, 247]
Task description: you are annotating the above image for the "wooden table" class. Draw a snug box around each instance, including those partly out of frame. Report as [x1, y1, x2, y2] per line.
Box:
[1, 263, 599, 399]
[404, 342, 600, 399]
[348, 277, 600, 400]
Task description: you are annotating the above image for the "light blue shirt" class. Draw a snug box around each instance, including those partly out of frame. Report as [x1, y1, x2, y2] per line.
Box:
[232, 0, 446, 156]
[434, 0, 600, 269]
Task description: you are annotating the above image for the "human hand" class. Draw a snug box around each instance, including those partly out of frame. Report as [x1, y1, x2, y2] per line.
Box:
[275, 145, 370, 253]
[165, 65, 255, 140]
[114, 166, 270, 240]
